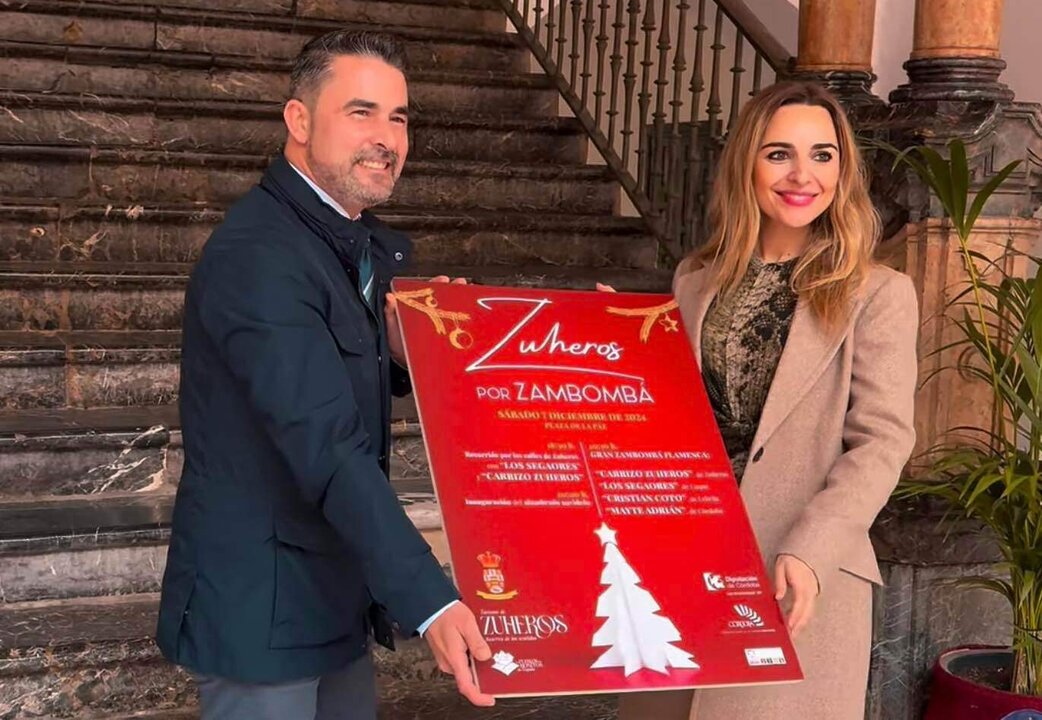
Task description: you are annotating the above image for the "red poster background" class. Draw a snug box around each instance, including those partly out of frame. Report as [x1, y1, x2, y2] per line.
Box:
[393, 279, 802, 697]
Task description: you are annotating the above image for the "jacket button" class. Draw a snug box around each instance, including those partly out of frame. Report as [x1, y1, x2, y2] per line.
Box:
[394, 251, 403, 262]
[752, 448, 764, 462]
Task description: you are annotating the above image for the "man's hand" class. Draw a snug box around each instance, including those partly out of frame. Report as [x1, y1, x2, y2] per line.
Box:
[384, 275, 467, 367]
[595, 283, 617, 293]
[424, 601, 495, 707]
[774, 554, 818, 638]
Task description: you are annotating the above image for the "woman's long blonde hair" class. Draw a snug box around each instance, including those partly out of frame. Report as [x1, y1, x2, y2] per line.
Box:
[695, 81, 879, 330]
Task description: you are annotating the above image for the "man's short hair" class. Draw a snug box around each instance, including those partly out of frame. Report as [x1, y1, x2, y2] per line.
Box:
[289, 30, 407, 101]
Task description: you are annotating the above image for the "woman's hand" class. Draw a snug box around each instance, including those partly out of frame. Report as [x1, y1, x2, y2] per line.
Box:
[774, 554, 818, 638]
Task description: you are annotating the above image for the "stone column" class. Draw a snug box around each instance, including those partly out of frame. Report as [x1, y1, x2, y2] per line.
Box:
[891, 0, 1013, 103]
[883, 0, 1036, 462]
[793, 0, 880, 105]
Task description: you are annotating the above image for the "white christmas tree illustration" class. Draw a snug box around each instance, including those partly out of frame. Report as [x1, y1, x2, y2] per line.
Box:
[590, 522, 700, 676]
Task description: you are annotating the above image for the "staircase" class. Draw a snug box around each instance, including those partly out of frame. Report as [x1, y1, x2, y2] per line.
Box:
[0, 0, 663, 717]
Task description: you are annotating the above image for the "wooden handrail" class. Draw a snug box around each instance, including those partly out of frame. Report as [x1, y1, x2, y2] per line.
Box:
[714, 0, 792, 72]
[502, 0, 794, 257]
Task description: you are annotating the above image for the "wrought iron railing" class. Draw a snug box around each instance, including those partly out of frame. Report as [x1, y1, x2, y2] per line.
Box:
[499, 0, 792, 258]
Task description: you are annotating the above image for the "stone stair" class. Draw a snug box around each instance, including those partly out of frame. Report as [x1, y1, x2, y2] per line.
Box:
[0, 0, 664, 716]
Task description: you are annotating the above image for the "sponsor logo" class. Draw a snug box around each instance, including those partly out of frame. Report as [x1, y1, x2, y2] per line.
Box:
[744, 647, 787, 667]
[703, 572, 725, 592]
[702, 571, 762, 594]
[728, 604, 766, 629]
[491, 651, 544, 675]
[492, 651, 520, 675]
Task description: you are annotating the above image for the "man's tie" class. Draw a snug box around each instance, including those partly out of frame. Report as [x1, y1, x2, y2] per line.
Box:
[358, 238, 375, 308]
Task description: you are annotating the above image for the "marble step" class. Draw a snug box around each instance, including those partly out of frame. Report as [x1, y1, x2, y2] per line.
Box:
[0, 262, 672, 331]
[0, 0, 524, 71]
[0, 41, 554, 119]
[0, 0, 507, 33]
[0, 594, 617, 720]
[92, 699, 618, 720]
[0, 92, 586, 165]
[0, 402, 427, 498]
[0, 494, 179, 603]
[0, 203, 654, 269]
[0, 41, 552, 115]
[1, 337, 182, 412]
[64, 0, 503, 17]
[87, 710, 198, 720]
[0, 146, 619, 215]
[0, 485, 440, 602]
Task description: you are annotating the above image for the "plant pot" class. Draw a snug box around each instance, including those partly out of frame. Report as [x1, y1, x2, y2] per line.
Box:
[924, 646, 1042, 720]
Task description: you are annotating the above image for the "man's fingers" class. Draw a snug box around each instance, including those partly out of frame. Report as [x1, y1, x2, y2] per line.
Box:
[462, 617, 492, 662]
[444, 632, 470, 680]
[447, 635, 495, 707]
[428, 275, 467, 285]
[424, 605, 495, 706]
[456, 675, 495, 707]
[595, 283, 617, 293]
[384, 293, 398, 321]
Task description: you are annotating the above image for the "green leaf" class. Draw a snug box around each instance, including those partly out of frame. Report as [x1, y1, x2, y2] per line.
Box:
[915, 146, 957, 219]
[868, 137, 920, 173]
[966, 249, 1006, 279]
[966, 159, 1022, 234]
[949, 139, 970, 235]
[1014, 344, 1040, 404]
[891, 148, 933, 188]
[1029, 271, 1042, 359]
[956, 576, 1015, 603]
[967, 470, 1008, 506]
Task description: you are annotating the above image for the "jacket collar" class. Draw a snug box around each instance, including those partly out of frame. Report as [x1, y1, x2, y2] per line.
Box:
[259, 154, 412, 275]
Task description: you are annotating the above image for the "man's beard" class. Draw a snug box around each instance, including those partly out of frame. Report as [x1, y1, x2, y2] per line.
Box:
[307, 147, 399, 213]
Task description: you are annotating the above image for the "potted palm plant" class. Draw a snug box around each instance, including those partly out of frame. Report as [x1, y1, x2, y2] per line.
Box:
[883, 138, 1042, 718]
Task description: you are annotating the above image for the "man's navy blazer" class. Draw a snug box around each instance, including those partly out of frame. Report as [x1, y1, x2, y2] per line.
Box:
[156, 155, 458, 683]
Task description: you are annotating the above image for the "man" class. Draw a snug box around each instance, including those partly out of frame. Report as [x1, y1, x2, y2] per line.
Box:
[156, 30, 493, 718]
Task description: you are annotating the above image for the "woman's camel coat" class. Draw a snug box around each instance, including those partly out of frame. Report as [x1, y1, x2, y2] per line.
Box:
[620, 260, 919, 720]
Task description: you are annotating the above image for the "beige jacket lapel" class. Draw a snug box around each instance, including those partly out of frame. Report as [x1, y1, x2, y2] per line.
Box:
[675, 268, 717, 368]
[748, 300, 849, 454]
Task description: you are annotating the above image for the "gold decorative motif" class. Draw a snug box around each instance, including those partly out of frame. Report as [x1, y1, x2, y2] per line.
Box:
[606, 300, 681, 343]
[394, 287, 473, 350]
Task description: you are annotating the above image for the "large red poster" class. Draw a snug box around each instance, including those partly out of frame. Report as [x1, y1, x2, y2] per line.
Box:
[392, 280, 802, 697]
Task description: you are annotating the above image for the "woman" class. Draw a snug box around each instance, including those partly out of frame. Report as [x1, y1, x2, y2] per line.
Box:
[617, 81, 919, 719]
